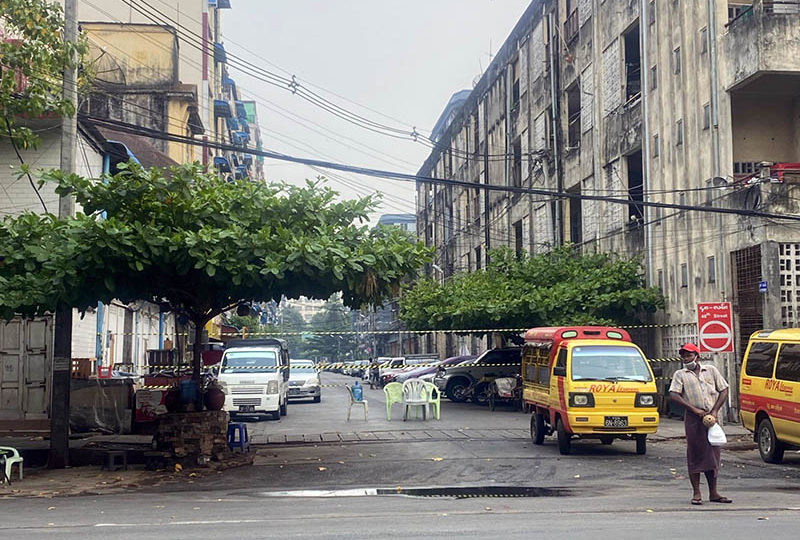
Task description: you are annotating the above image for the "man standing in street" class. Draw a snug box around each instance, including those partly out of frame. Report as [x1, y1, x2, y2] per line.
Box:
[669, 342, 733, 506]
[368, 358, 380, 389]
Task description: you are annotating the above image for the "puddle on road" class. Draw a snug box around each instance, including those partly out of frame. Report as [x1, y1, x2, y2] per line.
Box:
[256, 486, 571, 499]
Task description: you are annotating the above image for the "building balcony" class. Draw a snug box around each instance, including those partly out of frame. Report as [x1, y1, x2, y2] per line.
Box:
[723, 1, 800, 92]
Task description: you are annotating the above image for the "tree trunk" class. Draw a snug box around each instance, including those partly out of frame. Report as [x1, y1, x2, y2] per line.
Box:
[192, 317, 205, 382]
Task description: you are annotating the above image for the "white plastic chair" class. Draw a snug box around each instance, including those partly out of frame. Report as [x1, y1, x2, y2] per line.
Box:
[0, 446, 23, 483]
[402, 378, 429, 421]
[345, 385, 368, 422]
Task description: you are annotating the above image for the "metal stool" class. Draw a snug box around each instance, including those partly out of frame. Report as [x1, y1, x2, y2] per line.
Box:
[102, 450, 128, 471]
[227, 422, 250, 452]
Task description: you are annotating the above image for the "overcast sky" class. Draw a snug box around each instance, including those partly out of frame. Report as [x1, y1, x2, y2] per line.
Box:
[221, 0, 531, 222]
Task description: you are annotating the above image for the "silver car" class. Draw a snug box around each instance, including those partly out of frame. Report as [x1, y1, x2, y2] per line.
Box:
[288, 359, 321, 403]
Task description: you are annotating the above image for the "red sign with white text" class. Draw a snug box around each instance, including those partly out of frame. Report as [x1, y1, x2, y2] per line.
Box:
[697, 302, 734, 353]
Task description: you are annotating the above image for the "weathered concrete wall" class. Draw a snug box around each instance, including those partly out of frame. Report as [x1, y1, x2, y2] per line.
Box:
[731, 94, 797, 162]
[723, 6, 800, 91]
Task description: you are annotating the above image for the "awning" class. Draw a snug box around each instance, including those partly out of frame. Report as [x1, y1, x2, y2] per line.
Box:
[234, 165, 247, 179]
[213, 155, 231, 173]
[231, 131, 249, 146]
[213, 42, 227, 64]
[214, 99, 232, 118]
[226, 117, 240, 131]
[234, 100, 247, 120]
[187, 105, 205, 135]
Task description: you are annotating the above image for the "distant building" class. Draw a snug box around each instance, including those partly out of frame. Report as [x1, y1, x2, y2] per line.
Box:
[378, 214, 417, 234]
[281, 297, 327, 324]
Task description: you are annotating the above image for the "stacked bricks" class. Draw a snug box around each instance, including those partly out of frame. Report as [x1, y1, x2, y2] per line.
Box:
[154, 410, 231, 464]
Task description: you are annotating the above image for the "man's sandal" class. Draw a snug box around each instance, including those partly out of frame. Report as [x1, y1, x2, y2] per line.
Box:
[691, 498, 703, 505]
[710, 496, 732, 503]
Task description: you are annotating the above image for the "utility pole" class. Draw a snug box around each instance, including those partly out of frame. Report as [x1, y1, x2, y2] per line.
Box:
[50, 0, 77, 469]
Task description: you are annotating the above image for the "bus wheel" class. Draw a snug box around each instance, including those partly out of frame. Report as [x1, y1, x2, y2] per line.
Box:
[556, 418, 571, 455]
[757, 418, 785, 464]
[600, 436, 614, 445]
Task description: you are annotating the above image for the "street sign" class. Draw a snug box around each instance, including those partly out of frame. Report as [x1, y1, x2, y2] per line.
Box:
[697, 302, 734, 353]
[759, 280, 768, 293]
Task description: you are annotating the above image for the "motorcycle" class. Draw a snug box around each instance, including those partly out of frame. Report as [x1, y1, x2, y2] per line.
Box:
[488, 375, 522, 411]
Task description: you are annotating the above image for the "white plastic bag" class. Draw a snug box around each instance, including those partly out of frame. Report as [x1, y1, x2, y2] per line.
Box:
[707, 423, 727, 446]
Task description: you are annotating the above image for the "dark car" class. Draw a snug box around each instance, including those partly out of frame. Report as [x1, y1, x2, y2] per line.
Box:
[433, 347, 521, 403]
[395, 355, 476, 384]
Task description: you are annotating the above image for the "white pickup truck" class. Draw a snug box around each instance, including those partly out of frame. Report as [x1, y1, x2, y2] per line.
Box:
[217, 338, 289, 420]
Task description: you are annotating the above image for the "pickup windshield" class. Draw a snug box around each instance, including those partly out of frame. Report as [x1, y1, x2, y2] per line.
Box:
[570, 345, 652, 382]
[221, 351, 278, 373]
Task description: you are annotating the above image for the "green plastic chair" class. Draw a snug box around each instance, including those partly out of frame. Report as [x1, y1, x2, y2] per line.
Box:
[383, 382, 403, 420]
[424, 381, 441, 420]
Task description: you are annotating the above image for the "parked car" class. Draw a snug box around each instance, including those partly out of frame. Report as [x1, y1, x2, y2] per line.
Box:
[434, 347, 521, 403]
[395, 355, 476, 384]
[349, 359, 369, 378]
[380, 357, 437, 385]
[288, 359, 321, 403]
[376, 357, 405, 380]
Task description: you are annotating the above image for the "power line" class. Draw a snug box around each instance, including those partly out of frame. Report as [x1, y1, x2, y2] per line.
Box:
[120, 0, 523, 162]
[79, 114, 800, 225]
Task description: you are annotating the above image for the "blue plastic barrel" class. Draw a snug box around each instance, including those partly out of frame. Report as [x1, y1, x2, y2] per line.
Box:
[352, 380, 363, 401]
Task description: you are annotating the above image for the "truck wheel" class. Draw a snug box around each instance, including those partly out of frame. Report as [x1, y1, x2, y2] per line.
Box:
[635, 435, 646, 455]
[556, 417, 571, 455]
[280, 398, 287, 416]
[757, 417, 785, 463]
[530, 412, 545, 445]
[445, 378, 470, 403]
[313, 395, 321, 403]
[600, 436, 614, 445]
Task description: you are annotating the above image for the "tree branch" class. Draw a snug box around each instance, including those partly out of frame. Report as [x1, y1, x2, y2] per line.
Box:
[4, 118, 48, 213]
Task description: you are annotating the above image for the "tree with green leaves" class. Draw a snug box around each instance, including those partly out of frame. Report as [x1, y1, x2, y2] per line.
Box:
[0, 0, 89, 150]
[273, 303, 309, 357]
[399, 246, 663, 334]
[304, 295, 359, 363]
[0, 163, 431, 378]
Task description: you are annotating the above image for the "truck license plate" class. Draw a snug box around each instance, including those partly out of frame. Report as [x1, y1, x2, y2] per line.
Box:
[238, 405, 255, 412]
[604, 416, 628, 428]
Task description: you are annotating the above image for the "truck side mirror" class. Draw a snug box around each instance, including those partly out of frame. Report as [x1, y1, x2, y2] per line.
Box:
[651, 365, 663, 377]
[553, 366, 566, 377]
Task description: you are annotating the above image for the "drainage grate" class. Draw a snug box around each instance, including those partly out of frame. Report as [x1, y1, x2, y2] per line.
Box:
[379, 486, 570, 498]
[257, 486, 570, 499]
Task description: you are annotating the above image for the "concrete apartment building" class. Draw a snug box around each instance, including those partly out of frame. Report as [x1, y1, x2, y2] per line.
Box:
[416, 0, 800, 379]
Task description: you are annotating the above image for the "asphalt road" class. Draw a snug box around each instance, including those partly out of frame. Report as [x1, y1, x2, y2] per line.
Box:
[3, 373, 800, 538]
[2, 483, 799, 539]
[242, 372, 550, 442]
